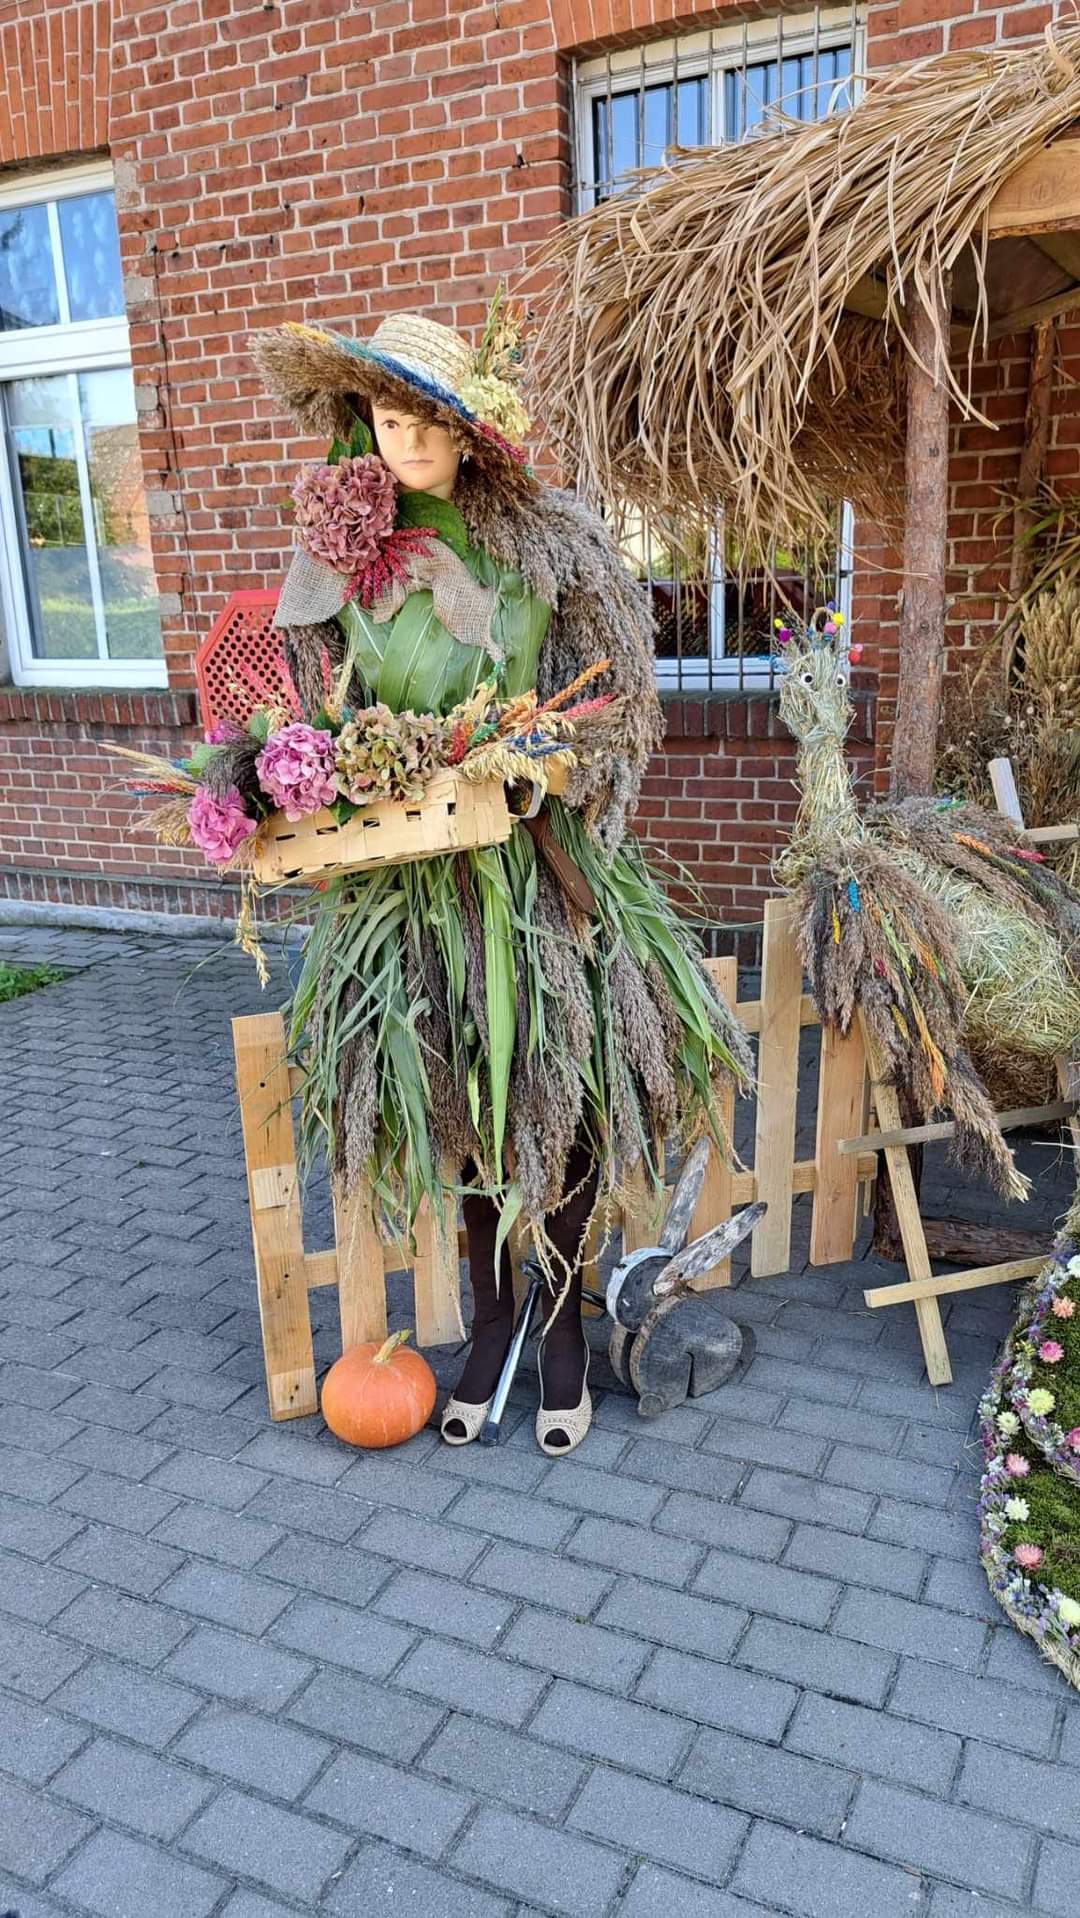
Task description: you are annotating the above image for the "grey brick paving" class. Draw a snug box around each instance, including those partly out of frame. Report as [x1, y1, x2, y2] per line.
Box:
[51, 1827, 226, 1917]
[4, 927, 1080, 1917]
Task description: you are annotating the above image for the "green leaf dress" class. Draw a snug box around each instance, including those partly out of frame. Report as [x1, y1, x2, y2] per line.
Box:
[290, 494, 752, 1238]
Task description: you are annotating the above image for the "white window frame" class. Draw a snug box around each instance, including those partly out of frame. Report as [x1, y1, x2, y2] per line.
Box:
[0, 160, 166, 689]
[574, 11, 861, 691]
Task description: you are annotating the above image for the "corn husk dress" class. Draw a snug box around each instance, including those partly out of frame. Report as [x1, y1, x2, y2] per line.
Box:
[285, 486, 753, 1250]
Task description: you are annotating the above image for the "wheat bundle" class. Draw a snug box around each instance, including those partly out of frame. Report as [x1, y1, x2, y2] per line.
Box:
[531, 25, 1080, 549]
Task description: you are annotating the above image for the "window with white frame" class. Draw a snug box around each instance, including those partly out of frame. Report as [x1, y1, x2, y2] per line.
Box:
[573, 10, 859, 691]
[0, 162, 164, 688]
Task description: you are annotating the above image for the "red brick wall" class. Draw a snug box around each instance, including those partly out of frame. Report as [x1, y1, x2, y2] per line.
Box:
[0, 0, 1070, 923]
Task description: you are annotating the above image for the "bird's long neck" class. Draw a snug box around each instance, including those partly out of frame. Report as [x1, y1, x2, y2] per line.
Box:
[782, 723, 864, 879]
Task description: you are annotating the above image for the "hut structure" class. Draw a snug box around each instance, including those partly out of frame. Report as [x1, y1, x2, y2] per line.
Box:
[533, 24, 1080, 802]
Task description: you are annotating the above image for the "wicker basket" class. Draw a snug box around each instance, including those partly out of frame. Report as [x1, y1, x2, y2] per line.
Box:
[251, 767, 512, 883]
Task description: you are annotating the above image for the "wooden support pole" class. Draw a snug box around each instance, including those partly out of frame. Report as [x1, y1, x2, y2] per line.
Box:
[890, 274, 952, 801]
[233, 1014, 317, 1421]
[1003, 317, 1057, 688]
[859, 1013, 952, 1387]
[752, 897, 802, 1277]
[689, 957, 737, 1289]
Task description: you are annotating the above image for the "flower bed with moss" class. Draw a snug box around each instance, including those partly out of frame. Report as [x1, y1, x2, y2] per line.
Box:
[0, 962, 64, 1004]
[979, 1211, 1080, 1686]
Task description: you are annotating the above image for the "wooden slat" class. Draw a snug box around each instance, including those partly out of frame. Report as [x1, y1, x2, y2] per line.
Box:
[864, 1254, 1046, 1309]
[288, 1064, 304, 1098]
[751, 897, 803, 1277]
[251, 1163, 296, 1211]
[731, 1153, 880, 1205]
[232, 1013, 317, 1420]
[838, 1099, 1076, 1155]
[987, 137, 1080, 237]
[305, 1250, 338, 1289]
[988, 755, 1024, 825]
[621, 1138, 666, 1255]
[1023, 821, 1080, 845]
[690, 956, 736, 1290]
[1057, 1057, 1080, 1158]
[333, 1174, 388, 1348]
[810, 1019, 867, 1266]
[413, 1163, 466, 1347]
[1033, 230, 1080, 281]
[858, 1013, 951, 1386]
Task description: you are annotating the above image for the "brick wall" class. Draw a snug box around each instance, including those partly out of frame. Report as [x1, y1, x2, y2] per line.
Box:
[0, 0, 1071, 923]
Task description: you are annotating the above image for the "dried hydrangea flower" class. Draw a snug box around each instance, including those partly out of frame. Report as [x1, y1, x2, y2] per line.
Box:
[1014, 1542, 1044, 1572]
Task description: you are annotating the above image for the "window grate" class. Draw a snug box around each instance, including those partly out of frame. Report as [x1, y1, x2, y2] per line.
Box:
[571, 8, 861, 695]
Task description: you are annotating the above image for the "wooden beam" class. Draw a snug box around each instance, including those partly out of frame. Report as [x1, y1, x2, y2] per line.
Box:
[864, 1253, 1046, 1309]
[987, 137, 1080, 238]
[838, 1099, 1076, 1156]
[986, 287, 1080, 341]
[842, 273, 889, 320]
[1032, 229, 1080, 281]
[890, 274, 951, 800]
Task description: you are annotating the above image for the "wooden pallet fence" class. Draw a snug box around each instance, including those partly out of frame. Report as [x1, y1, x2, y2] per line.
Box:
[233, 896, 883, 1419]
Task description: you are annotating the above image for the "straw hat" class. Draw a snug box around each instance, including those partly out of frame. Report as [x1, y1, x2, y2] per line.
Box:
[252, 307, 535, 491]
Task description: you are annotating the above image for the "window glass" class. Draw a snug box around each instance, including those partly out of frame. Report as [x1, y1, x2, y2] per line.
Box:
[7, 374, 95, 660]
[59, 191, 125, 322]
[79, 368, 161, 660]
[0, 202, 59, 332]
[4, 368, 161, 664]
[592, 75, 709, 198]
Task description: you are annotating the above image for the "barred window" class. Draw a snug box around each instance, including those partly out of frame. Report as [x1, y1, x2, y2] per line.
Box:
[573, 11, 859, 692]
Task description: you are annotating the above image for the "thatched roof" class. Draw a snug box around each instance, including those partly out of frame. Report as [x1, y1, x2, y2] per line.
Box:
[531, 26, 1080, 550]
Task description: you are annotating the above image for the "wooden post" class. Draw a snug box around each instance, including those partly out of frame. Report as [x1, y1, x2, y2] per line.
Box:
[810, 1020, 867, 1266]
[689, 956, 737, 1289]
[413, 1163, 466, 1347]
[859, 1014, 952, 1387]
[890, 273, 952, 800]
[232, 1014, 318, 1420]
[752, 897, 802, 1277]
[1003, 318, 1056, 688]
[333, 1176, 388, 1349]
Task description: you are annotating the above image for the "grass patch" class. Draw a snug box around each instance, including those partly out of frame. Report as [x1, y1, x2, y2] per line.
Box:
[0, 962, 65, 1003]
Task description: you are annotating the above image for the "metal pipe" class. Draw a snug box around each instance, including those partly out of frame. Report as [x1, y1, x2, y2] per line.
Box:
[478, 1275, 543, 1446]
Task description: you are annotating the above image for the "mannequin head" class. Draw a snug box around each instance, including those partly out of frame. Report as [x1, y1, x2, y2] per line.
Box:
[371, 400, 462, 499]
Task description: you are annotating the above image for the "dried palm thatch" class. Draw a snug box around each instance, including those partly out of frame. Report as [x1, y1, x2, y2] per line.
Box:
[531, 25, 1080, 550]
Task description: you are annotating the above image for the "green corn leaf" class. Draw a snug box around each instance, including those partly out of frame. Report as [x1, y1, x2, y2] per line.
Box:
[475, 849, 515, 1169]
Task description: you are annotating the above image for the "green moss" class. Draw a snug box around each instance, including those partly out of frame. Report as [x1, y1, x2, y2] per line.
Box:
[0, 963, 64, 1004]
[1004, 1459, 1080, 1604]
[1027, 1279, 1080, 1436]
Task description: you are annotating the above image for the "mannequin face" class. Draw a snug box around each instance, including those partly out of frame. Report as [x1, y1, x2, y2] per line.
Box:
[371, 402, 461, 499]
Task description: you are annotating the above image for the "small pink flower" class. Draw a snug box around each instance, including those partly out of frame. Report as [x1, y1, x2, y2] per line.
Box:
[1038, 1340, 1065, 1365]
[256, 723, 338, 821]
[188, 785, 256, 865]
[1014, 1543, 1044, 1572]
[1005, 1453, 1031, 1478]
[204, 719, 243, 744]
[1052, 1297, 1076, 1320]
[1066, 1428, 1080, 1453]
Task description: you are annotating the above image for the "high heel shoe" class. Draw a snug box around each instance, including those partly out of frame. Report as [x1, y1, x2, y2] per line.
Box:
[440, 1394, 493, 1446]
[535, 1340, 591, 1457]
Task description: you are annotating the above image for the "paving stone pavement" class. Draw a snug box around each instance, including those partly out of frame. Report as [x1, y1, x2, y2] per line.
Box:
[2, 922, 1080, 1917]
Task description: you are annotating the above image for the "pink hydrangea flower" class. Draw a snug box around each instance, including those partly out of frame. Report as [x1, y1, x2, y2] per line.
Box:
[1014, 1543, 1044, 1572]
[1052, 1296, 1076, 1320]
[1066, 1428, 1080, 1453]
[188, 785, 256, 864]
[293, 454, 397, 575]
[1005, 1453, 1031, 1478]
[1038, 1340, 1065, 1365]
[256, 723, 337, 821]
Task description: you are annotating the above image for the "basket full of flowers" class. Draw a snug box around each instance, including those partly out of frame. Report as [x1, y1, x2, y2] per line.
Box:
[108, 665, 595, 887]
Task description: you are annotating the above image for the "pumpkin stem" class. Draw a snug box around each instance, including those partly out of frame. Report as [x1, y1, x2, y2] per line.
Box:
[373, 1329, 413, 1364]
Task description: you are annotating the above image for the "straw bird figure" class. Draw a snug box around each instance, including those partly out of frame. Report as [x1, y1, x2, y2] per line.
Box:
[776, 613, 1080, 1202]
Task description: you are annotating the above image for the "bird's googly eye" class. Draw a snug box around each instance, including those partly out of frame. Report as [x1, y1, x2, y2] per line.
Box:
[799, 670, 814, 686]
[836, 671, 847, 688]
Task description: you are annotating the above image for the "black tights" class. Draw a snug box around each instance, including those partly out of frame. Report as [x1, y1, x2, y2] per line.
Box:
[451, 1134, 599, 1419]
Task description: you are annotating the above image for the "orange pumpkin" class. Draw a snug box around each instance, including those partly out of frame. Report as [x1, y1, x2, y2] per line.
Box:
[321, 1330, 436, 1449]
